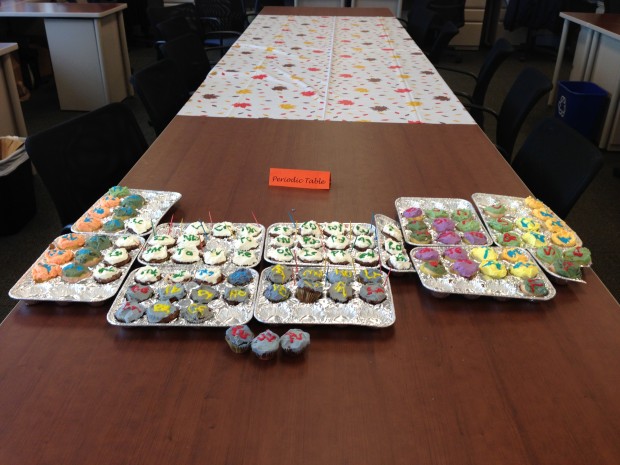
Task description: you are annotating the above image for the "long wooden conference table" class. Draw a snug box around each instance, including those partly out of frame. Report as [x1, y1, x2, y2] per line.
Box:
[1, 7, 620, 465]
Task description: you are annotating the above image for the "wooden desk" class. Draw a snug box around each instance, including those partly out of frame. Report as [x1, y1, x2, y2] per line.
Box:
[1, 116, 620, 465]
[0, 3, 132, 111]
[0, 42, 26, 136]
[550, 12, 620, 151]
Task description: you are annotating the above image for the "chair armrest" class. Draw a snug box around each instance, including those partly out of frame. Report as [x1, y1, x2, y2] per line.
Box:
[435, 65, 477, 81]
[397, 18, 408, 27]
[453, 90, 473, 103]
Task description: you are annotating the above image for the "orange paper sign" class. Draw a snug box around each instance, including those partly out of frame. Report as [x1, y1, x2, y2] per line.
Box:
[269, 168, 331, 190]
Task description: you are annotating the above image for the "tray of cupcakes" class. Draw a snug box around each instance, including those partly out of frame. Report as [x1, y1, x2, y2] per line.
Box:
[9, 232, 145, 303]
[138, 221, 265, 269]
[395, 197, 493, 247]
[471, 193, 591, 283]
[373, 214, 414, 274]
[410, 245, 556, 301]
[263, 221, 380, 269]
[71, 186, 181, 236]
[254, 264, 395, 327]
[106, 265, 258, 327]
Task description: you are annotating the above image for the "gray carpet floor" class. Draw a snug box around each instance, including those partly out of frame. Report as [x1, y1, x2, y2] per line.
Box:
[1, 40, 619, 321]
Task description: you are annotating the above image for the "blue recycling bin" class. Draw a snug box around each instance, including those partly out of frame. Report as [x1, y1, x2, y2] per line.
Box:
[555, 81, 609, 142]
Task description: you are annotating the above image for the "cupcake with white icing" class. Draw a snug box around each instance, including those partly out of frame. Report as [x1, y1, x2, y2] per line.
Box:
[298, 235, 322, 249]
[325, 234, 350, 250]
[271, 234, 295, 248]
[270, 225, 294, 237]
[232, 250, 257, 266]
[114, 234, 142, 251]
[267, 247, 294, 262]
[134, 266, 162, 284]
[212, 222, 235, 238]
[300, 220, 321, 236]
[234, 236, 259, 250]
[203, 247, 227, 265]
[171, 246, 201, 264]
[327, 249, 352, 265]
[185, 221, 210, 236]
[125, 217, 152, 235]
[176, 233, 204, 249]
[103, 247, 130, 266]
[194, 267, 224, 285]
[239, 224, 262, 237]
[141, 245, 169, 263]
[148, 234, 176, 248]
[298, 247, 323, 263]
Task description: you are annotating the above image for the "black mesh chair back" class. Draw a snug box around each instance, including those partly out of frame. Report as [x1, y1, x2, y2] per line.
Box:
[24, 103, 148, 227]
[426, 20, 459, 63]
[147, 4, 205, 42]
[195, 0, 248, 33]
[156, 15, 194, 41]
[406, 7, 441, 51]
[161, 33, 211, 92]
[427, 0, 465, 28]
[496, 67, 552, 160]
[512, 117, 603, 218]
[131, 59, 190, 136]
[469, 38, 514, 122]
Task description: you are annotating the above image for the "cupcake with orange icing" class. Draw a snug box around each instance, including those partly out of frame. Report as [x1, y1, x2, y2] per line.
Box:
[56, 233, 85, 250]
[88, 206, 110, 219]
[532, 208, 556, 222]
[99, 195, 121, 208]
[44, 248, 74, 265]
[31, 262, 61, 283]
[74, 216, 102, 232]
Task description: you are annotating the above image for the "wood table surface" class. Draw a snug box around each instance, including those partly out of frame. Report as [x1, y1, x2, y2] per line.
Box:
[1, 117, 620, 465]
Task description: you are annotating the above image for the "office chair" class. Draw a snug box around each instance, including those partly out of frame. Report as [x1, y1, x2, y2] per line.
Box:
[512, 117, 603, 218]
[160, 33, 212, 92]
[403, 7, 459, 63]
[464, 67, 552, 161]
[427, 0, 465, 29]
[194, 0, 255, 33]
[131, 59, 190, 136]
[437, 38, 514, 124]
[24, 103, 148, 227]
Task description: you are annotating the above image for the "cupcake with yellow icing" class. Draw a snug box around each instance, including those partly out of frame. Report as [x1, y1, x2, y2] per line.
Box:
[509, 261, 538, 278]
[470, 246, 498, 262]
[500, 247, 529, 263]
[524, 196, 544, 210]
[532, 208, 556, 222]
[545, 219, 568, 233]
[479, 260, 507, 279]
[515, 217, 540, 232]
[551, 230, 577, 247]
[521, 232, 547, 248]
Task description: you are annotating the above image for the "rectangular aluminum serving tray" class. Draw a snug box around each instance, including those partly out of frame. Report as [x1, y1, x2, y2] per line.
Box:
[107, 265, 257, 327]
[254, 265, 395, 327]
[9, 233, 145, 303]
[138, 222, 265, 268]
[395, 197, 492, 247]
[471, 193, 586, 284]
[374, 214, 415, 274]
[410, 245, 556, 301]
[71, 188, 182, 236]
[264, 222, 378, 267]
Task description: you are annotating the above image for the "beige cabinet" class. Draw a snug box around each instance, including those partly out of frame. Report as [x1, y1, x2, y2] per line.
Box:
[452, 0, 485, 48]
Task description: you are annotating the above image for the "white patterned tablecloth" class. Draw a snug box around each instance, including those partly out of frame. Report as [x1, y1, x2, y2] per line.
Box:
[179, 15, 474, 124]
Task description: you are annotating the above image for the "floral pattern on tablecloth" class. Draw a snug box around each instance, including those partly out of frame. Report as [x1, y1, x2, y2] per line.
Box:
[179, 15, 474, 124]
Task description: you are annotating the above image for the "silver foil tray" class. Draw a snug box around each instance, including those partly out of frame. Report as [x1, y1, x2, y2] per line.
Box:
[395, 197, 492, 247]
[471, 193, 587, 284]
[9, 233, 145, 303]
[410, 245, 556, 301]
[71, 188, 181, 236]
[264, 222, 379, 268]
[106, 265, 257, 327]
[138, 222, 265, 268]
[374, 214, 415, 275]
[254, 265, 395, 327]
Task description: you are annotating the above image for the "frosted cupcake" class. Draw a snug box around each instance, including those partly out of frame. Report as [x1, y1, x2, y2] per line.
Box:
[251, 330, 280, 360]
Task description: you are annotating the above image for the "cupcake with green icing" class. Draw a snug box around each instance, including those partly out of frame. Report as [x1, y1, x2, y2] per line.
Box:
[419, 260, 447, 278]
[455, 219, 480, 232]
[408, 229, 432, 244]
[488, 218, 513, 233]
[451, 209, 473, 222]
[425, 208, 449, 219]
[563, 247, 592, 266]
[102, 218, 125, 232]
[483, 203, 507, 218]
[520, 278, 549, 297]
[120, 194, 145, 209]
[405, 219, 428, 232]
[551, 259, 582, 279]
[497, 232, 521, 247]
[535, 245, 561, 264]
[108, 185, 131, 198]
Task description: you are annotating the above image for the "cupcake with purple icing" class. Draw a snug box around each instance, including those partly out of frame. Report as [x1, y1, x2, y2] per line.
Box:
[442, 246, 468, 262]
[436, 231, 460, 245]
[450, 259, 479, 279]
[413, 247, 440, 261]
[402, 207, 423, 221]
[463, 231, 487, 245]
[432, 218, 455, 233]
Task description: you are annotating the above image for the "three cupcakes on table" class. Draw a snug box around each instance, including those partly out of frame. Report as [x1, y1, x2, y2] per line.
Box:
[225, 325, 310, 359]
